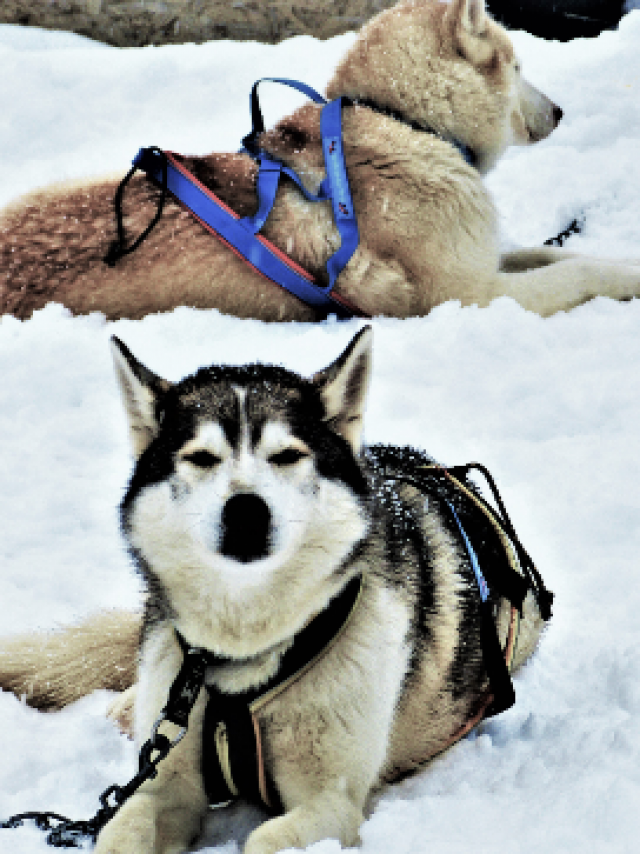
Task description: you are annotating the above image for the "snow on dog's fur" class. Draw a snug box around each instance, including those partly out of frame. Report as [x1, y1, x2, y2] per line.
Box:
[0, 327, 548, 854]
[2, 0, 640, 321]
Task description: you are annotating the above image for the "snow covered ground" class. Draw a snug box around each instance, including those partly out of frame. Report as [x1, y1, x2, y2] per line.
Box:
[1, 6, 640, 853]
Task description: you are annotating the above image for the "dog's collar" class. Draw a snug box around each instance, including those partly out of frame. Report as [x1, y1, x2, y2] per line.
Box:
[349, 97, 477, 168]
[174, 573, 363, 810]
[174, 573, 363, 690]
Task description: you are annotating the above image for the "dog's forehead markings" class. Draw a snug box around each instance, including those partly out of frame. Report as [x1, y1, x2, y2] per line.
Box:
[258, 421, 301, 454]
[183, 422, 230, 455]
[182, 380, 240, 449]
[244, 381, 307, 448]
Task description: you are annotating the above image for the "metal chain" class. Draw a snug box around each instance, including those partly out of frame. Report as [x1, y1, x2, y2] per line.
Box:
[0, 729, 179, 846]
[1, 645, 208, 848]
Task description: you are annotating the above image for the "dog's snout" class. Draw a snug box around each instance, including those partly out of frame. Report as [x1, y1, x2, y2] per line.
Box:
[221, 493, 271, 563]
[553, 104, 563, 126]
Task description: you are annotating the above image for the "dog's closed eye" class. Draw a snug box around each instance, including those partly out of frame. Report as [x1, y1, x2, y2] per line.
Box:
[182, 450, 222, 468]
[268, 448, 309, 466]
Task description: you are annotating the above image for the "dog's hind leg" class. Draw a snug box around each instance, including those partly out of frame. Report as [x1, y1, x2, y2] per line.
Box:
[486, 258, 640, 315]
[499, 247, 581, 272]
[501, 247, 640, 274]
[0, 609, 140, 709]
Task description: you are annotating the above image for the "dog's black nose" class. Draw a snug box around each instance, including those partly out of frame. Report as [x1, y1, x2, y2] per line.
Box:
[220, 493, 271, 563]
[553, 105, 563, 125]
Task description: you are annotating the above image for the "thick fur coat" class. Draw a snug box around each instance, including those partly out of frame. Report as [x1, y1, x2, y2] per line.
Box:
[0, 326, 549, 854]
[2, 0, 640, 321]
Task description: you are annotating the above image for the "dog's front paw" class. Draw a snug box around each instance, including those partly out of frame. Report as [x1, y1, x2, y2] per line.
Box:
[243, 799, 362, 854]
[94, 789, 203, 854]
[94, 795, 156, 854]
[244, 815, 301, 854]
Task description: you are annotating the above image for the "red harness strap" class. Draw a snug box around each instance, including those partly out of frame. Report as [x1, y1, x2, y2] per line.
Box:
[161, 151, 367, 319]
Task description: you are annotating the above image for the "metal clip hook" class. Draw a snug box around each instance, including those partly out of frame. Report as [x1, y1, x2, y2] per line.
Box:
[151, 714, 188, 749]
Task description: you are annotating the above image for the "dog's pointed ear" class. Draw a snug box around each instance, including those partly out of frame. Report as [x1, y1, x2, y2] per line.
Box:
[312, 326, 373, 455]
[110, 337, 172, 458]
[449, 0, 486, 35]
[447, 0, 494, 65]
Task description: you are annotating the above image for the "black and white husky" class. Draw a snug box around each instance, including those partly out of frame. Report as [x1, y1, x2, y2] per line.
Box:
[0, 327, 550, 854]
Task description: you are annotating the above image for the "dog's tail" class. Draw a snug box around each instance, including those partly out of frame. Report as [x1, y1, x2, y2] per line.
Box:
[0, 610, 140, 710]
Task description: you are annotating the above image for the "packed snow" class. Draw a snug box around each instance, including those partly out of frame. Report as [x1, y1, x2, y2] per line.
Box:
[1, 7, 640, 853]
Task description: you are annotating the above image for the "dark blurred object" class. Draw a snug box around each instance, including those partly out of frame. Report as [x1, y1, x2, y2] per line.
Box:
[487, 0, 627, 40]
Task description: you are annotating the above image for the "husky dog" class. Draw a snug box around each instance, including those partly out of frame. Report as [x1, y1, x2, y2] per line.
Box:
[0, 327, 550, 854]
[2, 0, 640, 322]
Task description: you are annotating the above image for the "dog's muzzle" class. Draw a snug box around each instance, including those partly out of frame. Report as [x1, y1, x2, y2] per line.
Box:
[220, 493, 271, 563]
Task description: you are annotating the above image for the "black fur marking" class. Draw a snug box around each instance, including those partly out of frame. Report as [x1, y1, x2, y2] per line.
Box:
[364, 447, 437, 676]
[250, 416, 266, 449]
[364, 445, 488, 701]
[279, 126, 309, 153]
[131, 549, 176, 640]
[120, 362, 369, 584]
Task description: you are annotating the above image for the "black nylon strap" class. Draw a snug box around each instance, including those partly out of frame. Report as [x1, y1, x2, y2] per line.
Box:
[448, 463, 554, 620]
[103, 146, 168, 267]
[241, 78, 328, 155]
[442, 473, 530, 613]
[439, 497, 517, 718]
[479, 601, 516, 717]
[389, 466, 532, 613]
[378, 457, 552, 721]
[161, 642, 209, 729]
[199, 573, 362, 809]
[202, 695, 271, 809]
[351, 98, 477, 166]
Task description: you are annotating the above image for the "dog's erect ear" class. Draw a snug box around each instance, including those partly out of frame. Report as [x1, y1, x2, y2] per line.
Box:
[312, 326, 373, 455]
[110, 337, 172, 458]
[449, 0, 486, 35]
[447, 0, 494, 65]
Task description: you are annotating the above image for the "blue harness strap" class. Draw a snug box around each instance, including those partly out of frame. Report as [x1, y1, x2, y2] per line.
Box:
[242, 78, 362, 306]
[446, 501, 490, 602]
[106, 76, 480, 316]
[320, 98, 360, 294]
[127, 77, 365, 318]
[133, 148, 358, 316]
[240, 79, 360, 298]
[241, 77, 328, 155]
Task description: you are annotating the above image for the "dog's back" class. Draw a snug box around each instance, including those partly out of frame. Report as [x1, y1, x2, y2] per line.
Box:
[12, 0, 629, 326]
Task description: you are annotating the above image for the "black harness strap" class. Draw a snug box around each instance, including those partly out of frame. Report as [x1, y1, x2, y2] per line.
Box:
[103, 145, 168, 267]
[446, 463, 554, 621]
[351, 97, 477, 167]
[1, 462, 551, 844]
[194, 572, 363, 810]
[438, 463, 553, 715]
[379, 459, 553, 720]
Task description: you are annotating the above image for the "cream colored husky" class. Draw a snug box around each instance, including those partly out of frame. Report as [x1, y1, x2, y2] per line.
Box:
[2, 0, 639, 321]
